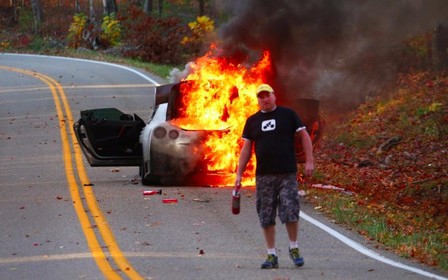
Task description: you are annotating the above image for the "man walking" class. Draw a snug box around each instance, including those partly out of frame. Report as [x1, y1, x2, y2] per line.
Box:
[234, 83, 314, 269]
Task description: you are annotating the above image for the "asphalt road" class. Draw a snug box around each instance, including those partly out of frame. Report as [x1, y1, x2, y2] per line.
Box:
[1, 53, 446, 280]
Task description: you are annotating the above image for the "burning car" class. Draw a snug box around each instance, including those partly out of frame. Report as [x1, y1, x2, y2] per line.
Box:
[73, 80, 324, 186]
[74, 48, 325, 186]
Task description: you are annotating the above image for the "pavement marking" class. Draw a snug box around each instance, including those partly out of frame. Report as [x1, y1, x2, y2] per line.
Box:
[0, 66, 145, 280]
[0, 253, 102, 264]
[300, 211, 448, 280]
[0, 252, 259, 264]
[56, 68, 145, 280]
[63, 84, 154, 89]
[0, 66, 122, 279]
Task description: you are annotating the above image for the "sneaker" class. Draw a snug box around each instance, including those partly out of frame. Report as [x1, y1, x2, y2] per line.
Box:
[289, 247, 304, 267]
[261, 254, 279, 269]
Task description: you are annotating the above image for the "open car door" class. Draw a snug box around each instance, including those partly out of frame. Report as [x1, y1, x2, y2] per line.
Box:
[73, 108, 145, 166]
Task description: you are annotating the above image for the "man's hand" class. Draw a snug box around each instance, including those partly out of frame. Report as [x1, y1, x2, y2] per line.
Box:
[304, 161, 314, 177]
[234, 175, 242, 192]
[298, 129, 314, 177]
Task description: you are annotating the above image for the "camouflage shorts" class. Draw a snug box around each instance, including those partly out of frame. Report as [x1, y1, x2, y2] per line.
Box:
[255, 173, 300, 228]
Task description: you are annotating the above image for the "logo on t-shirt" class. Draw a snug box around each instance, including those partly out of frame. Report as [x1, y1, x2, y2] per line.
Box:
[261, 119, 276, 131]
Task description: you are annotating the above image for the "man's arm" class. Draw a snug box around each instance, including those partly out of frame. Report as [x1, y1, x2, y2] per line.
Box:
[297, 129, 314, 177]
[234, 139, 253, 191]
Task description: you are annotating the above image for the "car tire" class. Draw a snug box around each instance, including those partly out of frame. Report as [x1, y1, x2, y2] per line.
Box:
[140, 161, 160, 185]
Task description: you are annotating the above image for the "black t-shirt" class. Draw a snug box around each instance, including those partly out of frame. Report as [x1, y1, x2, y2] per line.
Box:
[242, 106, 305, 175]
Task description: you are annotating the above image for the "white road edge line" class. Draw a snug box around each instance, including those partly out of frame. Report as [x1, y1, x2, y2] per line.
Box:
[1, 53, 161, 86]
[300, 211, 447, 280]
[4, 53, 446, 280]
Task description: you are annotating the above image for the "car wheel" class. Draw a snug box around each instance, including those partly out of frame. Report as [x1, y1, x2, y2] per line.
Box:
[140, 161, 160, 186]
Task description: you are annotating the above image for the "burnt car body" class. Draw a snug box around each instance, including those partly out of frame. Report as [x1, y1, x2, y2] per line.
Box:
[73, 81, 324, 185]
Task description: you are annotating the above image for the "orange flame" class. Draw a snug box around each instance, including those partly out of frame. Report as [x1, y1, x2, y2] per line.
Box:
[171, 45, 273, 185]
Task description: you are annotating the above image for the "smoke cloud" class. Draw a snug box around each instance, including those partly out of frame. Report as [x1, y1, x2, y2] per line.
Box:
[216, 0, 448, 112]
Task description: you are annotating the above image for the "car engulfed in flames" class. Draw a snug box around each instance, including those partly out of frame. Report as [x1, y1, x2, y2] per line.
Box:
[73, 80, 324, 186]
[75, 47, 324, 186]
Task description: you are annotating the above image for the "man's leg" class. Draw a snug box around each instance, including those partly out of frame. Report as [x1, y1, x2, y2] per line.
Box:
[278, 173, 304, 267]
[285, 221, 298, 242]
[256, 175, 279, 269]
[263, 225, 276, 249]
[286, 221, 304, 267]
[261, 225, 278, 269]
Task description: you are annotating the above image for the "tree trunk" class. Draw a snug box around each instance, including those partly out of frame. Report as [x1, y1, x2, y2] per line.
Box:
[157, 0, 163, 16]
[30, 0, 43, 34]
[103, 0, 118, 15]
[143, 0, 153, 14]
[11, 0, 18, 22]
[198, 0, 205, 16]
[74, 0, 80, 12]
[433, 24, 448, 70]
[89, 0, 95, 21]
[208, 0, 218, 18]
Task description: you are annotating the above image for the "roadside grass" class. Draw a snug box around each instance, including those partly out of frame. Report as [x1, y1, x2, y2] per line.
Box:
[305, 188, 447, 271]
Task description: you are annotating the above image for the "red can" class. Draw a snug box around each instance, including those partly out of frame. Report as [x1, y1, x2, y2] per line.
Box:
[232, 190, 240, 215]
[143, 189, 162, 196]
[162, 198, 178, 204]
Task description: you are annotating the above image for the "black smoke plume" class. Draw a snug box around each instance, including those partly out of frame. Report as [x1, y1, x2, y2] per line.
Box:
[217, 0, 448, 112]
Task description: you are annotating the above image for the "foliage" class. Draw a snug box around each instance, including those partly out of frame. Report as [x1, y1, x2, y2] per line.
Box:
[181, 15, 215, 45]
[2, 34, 32, 49]
[41, 6, 76, 40]
[67, 13, 88, 49]
[66, 12, 123, 50]
[119, 6, 190, 65]
[309, 70, 448, 271]
[28, 36, 47, 51]
[17, 7, 34, 33]
[157, 0, 200, 23]
[101, 13, 122, 47]
[180, 15, 215, 57]
[0, 41, 11, 51]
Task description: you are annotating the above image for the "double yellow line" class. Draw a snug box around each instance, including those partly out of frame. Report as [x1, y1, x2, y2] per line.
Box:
[0, 66, 145, 280]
